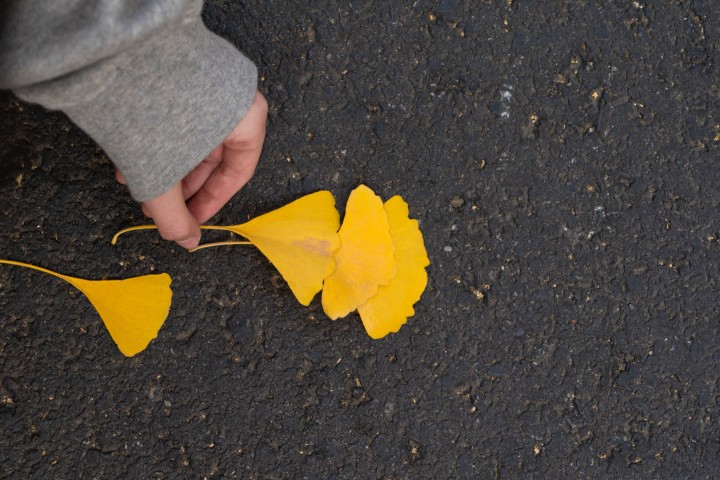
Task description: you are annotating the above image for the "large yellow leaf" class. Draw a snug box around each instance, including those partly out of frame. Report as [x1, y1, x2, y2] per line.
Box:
[0, 260, 172, 357]
[226, 190, 341, 306]
[112, 191, 341, 306]
[357, 196, 430, 339]
[322, 185, 396, 320]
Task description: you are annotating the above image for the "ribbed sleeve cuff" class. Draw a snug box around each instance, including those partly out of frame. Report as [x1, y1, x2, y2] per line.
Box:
[23, 17, 257, 202]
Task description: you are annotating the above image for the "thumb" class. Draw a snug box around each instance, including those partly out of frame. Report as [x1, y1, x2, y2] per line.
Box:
[142, 183, 201, 249]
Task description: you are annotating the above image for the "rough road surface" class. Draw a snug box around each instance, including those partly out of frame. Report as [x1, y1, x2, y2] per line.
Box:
[1, 1, 719, 478]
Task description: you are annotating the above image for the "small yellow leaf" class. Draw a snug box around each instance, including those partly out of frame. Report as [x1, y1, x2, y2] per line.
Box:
[322, 185, 396, 320]
[65, 274, 172, 356]
[357, 196, 430, 338]
[0, 260, 172, 357]
[226, 191, 341, 306]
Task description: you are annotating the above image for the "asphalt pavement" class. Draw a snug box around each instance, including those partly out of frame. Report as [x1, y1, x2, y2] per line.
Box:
[1, 1, 720, 478]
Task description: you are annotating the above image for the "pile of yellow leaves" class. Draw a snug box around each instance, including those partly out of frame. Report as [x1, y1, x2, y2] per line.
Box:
[1, 185, 429, 356]
[322, 185, 430, 339]
[193, 185, 430, 339]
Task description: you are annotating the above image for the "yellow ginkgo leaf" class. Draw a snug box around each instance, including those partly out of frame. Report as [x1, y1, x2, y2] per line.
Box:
[357, 196, 430, 339]
[112, 191, 341, 306]
[322, 185, 396, 320]
[65, 275, 172, 356]
[0, 259, 172, 357]
[216, 190, 341, 306]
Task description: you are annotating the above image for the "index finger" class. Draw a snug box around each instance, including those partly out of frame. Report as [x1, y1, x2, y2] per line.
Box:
[186, 147, 260, 223]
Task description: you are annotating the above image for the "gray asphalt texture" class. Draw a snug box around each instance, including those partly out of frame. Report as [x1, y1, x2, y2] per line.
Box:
[2, 1, 720, 478]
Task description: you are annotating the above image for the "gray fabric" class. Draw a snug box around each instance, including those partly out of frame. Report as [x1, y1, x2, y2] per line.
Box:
[0, 0, 258, 202]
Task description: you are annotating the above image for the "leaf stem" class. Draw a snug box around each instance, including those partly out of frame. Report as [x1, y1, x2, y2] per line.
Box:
[198, 225, 238, 233]
[111, 225, 158, 244]
[0, 259, 68, 281]
[189, 241, 253, 253]
[112, 225, 249, 244]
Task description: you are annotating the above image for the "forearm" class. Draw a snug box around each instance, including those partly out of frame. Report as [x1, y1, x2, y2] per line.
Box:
[0, 0, 258, 202]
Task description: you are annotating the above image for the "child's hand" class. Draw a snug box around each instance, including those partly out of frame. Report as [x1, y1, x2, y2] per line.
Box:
[119, 90, 268, 249]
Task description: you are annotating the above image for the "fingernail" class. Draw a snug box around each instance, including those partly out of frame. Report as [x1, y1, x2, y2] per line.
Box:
[177, 236, 200, 250]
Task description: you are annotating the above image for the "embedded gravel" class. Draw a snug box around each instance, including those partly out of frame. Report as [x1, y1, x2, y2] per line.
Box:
[1, 1, 720, 478]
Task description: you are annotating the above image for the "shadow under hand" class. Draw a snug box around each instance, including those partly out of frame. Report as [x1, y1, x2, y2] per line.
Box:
[0, 90, 43, 187]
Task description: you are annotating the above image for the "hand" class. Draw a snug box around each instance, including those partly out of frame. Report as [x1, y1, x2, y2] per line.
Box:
[117, 90, 268, 249]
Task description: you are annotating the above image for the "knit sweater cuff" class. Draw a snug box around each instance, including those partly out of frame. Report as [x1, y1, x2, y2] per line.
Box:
[16, 17, 257, 202]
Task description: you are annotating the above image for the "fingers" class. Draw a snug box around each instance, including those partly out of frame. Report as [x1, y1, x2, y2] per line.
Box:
[115, 170, 127, 185]
[181, 145, 223, 200]
[142, 183, 201, 249]
[188, 91, 268, 223]
[187, 151, 257, 223]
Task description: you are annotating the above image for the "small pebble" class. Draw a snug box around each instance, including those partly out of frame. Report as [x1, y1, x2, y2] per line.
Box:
[450, 196, 465, 208]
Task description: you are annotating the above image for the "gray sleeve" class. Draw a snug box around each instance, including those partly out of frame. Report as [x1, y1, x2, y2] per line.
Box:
[0, 0, 258, 202]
